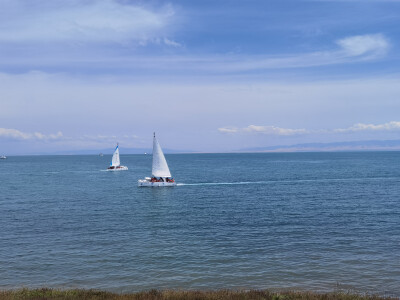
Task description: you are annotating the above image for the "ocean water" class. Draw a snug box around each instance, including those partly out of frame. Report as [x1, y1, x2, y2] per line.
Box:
[0, 152, 399, 295]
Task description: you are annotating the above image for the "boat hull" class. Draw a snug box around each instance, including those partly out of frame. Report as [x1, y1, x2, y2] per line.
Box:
[138, 179, 176, 187]
[107, 166, 128, 171]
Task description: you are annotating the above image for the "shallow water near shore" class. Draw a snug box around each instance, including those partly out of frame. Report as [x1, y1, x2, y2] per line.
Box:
[0, 152, 399, 295]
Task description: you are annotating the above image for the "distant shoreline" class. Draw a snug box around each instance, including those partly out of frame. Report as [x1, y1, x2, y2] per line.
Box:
[0, 289, 397, 300]
[2, 149, 400, 156]
[4, 138, 400, 156]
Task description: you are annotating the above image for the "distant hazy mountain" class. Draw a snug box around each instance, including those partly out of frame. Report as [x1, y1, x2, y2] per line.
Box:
[50, 147, 192, 155]
[7, 140, 400, 156]
[241, 139, 400, 152]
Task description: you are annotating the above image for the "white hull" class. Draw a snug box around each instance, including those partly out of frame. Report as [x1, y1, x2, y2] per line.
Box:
[107, 166, 128, 171]
[138, 179, 176, 187]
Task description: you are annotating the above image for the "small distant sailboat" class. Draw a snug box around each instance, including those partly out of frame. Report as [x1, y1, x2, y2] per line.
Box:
[107, 144, 128, 171]
[138, 133, 176, 187]
[0, 155, 6, 160]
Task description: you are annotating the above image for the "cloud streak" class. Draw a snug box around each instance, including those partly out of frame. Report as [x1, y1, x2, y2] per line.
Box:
[0, 128, 140, 145]
[0, 0, 175, 45]
[79, 34, 390, 72]
[334, 121, 400, 133]
[218, 125, 308, 136]
[337, 34, 388, 58]
[219, 121, 400, 136]
[0, 29, 389, 74]
[199, 34, 389, 72]
[0, 128, 63, 141]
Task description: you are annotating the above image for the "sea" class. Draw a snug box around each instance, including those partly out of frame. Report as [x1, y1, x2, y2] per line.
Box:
[0, 152, 399, 296]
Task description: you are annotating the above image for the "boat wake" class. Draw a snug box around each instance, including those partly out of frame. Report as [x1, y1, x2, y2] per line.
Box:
[177, 176, 400, 187]
[177, 181, 269, 186]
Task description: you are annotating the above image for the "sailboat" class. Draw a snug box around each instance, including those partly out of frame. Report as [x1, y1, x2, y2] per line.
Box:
[107, 144, 128, 171]
[0, 155, 6, 159]
[138, 133, 176, 187]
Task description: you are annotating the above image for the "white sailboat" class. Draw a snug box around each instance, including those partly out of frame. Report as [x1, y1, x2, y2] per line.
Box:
[0, 155, 6, 160]
[107, 144, 128, 171]
[138, 133, 176, 187]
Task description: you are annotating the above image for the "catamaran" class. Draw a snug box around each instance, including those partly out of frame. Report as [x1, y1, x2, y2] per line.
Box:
[107, 144, 128, 171]
[138, 133, 176, 187]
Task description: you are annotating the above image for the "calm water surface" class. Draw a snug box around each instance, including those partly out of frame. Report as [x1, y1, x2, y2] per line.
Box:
[0, 152, 399, 295]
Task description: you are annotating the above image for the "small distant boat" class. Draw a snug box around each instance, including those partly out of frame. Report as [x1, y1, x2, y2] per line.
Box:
[138, 133, 176, 187]
[107, 144, 128, 171]
[0, 155, 6, 159]
[99, 153, 104, 157]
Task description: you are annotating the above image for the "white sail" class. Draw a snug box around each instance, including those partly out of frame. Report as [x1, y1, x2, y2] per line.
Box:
[111, 144, 120, 167]
[152, 133, 171, 178]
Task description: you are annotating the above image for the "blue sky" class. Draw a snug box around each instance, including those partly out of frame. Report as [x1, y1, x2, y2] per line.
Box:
[1, 0, 400, 154]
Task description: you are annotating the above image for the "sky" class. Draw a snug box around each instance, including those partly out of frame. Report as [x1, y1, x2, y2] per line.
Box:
[1, 0, 400, 154]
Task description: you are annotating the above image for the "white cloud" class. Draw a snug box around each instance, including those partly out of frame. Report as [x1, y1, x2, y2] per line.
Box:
[2, 70, 400, 153]
[0, 128, 63, 140]
[218, 125, 308, 136]
[243, 125, 308, 135]
[218, 127, 239, 134]
[163, 38, 182, 47]
[80, 134, 139, 142]
[113, 33, 392, 73]
[0, 30, 389, 74]
[310, 0, 400, 2]
[334, 121, 400, 133]
[219, 121, 400, 136]
[209, 33, 390, 72]
[0, 0, 175, 45]
[0, 128, 141, 149]
[336, 34, 389, 58]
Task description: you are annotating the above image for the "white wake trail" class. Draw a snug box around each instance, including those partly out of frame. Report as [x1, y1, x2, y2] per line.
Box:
[177, 181, 272, 186]
[176, 176, 400, 187]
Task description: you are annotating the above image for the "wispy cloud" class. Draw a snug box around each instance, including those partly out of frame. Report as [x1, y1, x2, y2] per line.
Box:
[309, 0, 400, 2]
[334, 121, 400, 133]
[0, 0, 175, 45]
[218, 127, 241, 134]
[0, 128, 63, 141]
[218, 125, 308, 136]
[0, 31, 389, 74]
[80, 134, 139, 143]
[0, 128, 140, 145]
[336, 34, 388, 58]
[205, 34, 389, 72]
[83, 34, 391, 72]
[107, 33, 389, 73]
[219, 121, 400, 136]
[163, 38, 182, 47]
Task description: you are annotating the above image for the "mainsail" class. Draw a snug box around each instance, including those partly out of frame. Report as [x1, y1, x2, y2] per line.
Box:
[111, 144, 121, 167]
[152, 133, 171, 178]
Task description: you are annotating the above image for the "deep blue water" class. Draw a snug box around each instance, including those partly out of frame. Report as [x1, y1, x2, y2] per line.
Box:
[0, 152, 399, 295]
